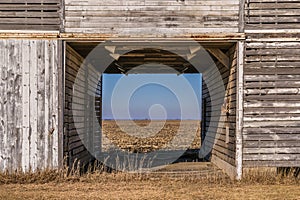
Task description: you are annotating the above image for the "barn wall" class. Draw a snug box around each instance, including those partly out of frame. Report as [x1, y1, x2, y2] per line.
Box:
[0, 39, 63, 172]
[64, 0, 240, 35]
[245, 0, 300, 31]
[202, 44, 237, 176]
[243, 33, 300, 167]
[0, 0, 62, 31]
[243, 0, 300, 168]
[65, 44, 101, 168]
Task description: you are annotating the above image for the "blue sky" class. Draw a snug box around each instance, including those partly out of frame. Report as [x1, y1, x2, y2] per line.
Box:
[102, 74, 202, 120]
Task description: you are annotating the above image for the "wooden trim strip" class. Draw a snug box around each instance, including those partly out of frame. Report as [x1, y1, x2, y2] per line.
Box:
[239, 0, 246, 33]
[0, 32, 246, 41]
[236, 41, 244, 180]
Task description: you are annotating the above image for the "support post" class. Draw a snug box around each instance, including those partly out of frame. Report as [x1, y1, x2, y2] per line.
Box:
[236, 41, 244, 180]
[58, 40, 65, 169]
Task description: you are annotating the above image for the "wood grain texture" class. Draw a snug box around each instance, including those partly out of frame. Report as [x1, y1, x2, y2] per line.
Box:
[64, 44, 101, 168]
[0, 40, 61, 172]
[245, 0, 300, 30]
[243, 33, 300, 167]
[202, 45, 237, 170]
[64, 0, 239, 35]
[0, 0, 61, 31]
[236, 41, 244, 180]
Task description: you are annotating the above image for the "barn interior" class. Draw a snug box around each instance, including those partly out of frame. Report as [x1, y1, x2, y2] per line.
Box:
[64, 40, 238, 176]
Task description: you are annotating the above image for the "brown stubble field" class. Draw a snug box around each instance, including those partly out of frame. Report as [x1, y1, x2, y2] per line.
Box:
[101, 120, 201, 153]
[0, 120, 299, 199]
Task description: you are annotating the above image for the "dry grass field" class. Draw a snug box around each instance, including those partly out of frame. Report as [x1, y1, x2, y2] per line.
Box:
[0, 120, 299, 199]
[102, 120, 201, 153]
[0, 168, 299, 200]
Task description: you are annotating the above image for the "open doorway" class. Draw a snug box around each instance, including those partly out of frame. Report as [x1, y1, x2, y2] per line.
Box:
[64, 40, 237, 176]
[101, 73, 202, 163]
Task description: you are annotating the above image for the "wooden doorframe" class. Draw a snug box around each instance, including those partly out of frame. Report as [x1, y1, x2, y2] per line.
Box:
[235, 41, 244, 180]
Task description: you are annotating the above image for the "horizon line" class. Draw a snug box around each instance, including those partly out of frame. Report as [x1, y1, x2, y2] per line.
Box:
[102, 118, 201, 120]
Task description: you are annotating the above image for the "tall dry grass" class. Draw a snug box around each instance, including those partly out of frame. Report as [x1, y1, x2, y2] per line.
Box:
[0, 161, 298, 185]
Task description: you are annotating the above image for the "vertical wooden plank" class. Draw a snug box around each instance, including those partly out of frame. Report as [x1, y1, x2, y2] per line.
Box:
[59, 0, 65, 32]
[2, 40, 8, 171]
[0, 40, 6, 171]
[52, 40, 59, 167]
[22, 40, 30, 172]
[236, 41, 244, 180]
[62, 41, 67, 166]
[37, 41, 46, 169]
[58, 41, 65, 168]
[5, 39, 19, 172]
[7, 40, 15, 172]
[29, 40, 38, 171]
[0, 40, 2, 171]
[13, 40, 23, 170]
[239, 0, 245, 32]
[58, 40, 65, 169]
[44, 40, 50, 169]
[48, 40, 54, 168]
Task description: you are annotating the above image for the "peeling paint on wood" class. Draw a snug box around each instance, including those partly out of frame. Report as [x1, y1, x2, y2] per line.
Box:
[0, 40, 62, 172]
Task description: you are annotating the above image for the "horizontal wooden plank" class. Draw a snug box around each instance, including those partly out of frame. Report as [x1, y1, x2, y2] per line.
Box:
[244, 67, 300, 75]
[0, 1, 60, 30]
[244, 107, 300, 114]
[244, 74, 300, 81]
[243, 154, 300, 161]
[0, 24, 60, 30]
[244, 127, 300, 134]
[244, 134, 300, 141]
[245, 1, 300, 30]
[245, 24, 300, 30]
[244, 140, 300, 148]
[0, 0, 59, 3]
[244, 147, 300, 154]
[244, 95, 300, 101]
[64, 0, 239, 33]
[247, 2, 300, 10]
[243, 160, 300, 167]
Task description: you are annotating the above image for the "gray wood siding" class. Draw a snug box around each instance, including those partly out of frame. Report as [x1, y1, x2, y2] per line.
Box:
[245, 0, 300, 30]
[202, 45, 237, 166]
[0, 39, 62, 172]
[0, 0, 61, 31]
[65, 45, 101, 167]
[244, 33, 300, 167]
[64, 0, 240, 35]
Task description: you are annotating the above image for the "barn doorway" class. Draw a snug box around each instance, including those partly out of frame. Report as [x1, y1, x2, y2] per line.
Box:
[63, 40, 237, 175]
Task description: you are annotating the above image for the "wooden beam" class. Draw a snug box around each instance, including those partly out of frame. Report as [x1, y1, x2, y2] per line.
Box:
[206, 48, 230, 69]
[189, 46, 201, 54]
[109, 53, 120, 60]
[236, 41, 244, 180]
[105, 46, 116, 53]
[57, 40, 65, 170]
[186, 54, 196, 61]
[211, 155, 237, 180]
[0, 32, 245, 41]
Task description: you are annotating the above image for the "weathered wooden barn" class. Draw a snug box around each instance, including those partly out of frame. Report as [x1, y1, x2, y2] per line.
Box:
[0, 0, 299, 179]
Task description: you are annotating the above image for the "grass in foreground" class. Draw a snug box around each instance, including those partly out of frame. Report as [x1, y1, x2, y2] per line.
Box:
[0, 166, 299, 200]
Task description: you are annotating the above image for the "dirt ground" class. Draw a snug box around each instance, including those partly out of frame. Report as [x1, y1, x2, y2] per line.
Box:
[1, 180, 299, 200]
